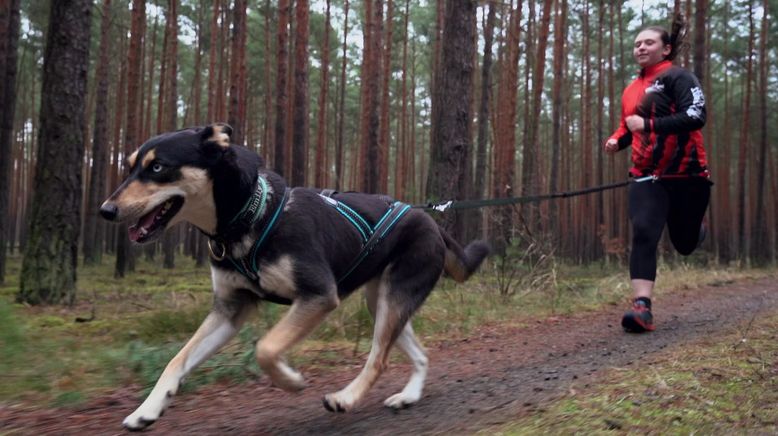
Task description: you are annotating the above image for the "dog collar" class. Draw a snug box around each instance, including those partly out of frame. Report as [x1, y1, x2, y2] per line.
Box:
[209, 187, 291, 283]
[228, 174, 269, 230]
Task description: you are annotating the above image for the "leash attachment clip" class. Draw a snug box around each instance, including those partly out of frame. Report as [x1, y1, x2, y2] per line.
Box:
[208, 239, 227, 261]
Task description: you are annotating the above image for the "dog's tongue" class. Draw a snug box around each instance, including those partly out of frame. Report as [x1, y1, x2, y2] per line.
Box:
[128, 203, 165, 241]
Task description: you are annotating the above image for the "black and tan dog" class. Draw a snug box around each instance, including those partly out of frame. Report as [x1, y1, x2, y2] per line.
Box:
[100, 123, 489, 431]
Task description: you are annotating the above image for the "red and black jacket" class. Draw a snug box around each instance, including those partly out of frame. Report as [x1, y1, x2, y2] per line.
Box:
[609, 60, 709, 178]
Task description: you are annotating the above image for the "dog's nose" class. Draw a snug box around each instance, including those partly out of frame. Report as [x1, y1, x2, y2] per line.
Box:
[100, 203, 118, 221]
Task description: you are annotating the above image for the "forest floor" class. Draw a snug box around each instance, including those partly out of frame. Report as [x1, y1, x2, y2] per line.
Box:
[1, 274, 776, 435]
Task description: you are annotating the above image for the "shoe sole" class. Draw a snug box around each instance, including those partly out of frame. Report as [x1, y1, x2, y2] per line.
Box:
[621, 315, 655, 333]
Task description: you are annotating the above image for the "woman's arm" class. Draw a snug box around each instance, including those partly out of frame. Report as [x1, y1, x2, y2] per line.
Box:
[650, 70, 706, 134]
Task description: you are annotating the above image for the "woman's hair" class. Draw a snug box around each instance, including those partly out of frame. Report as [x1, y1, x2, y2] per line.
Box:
[643, 13, 689, 61]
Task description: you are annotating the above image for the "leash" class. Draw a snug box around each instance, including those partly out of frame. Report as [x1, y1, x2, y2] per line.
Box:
[413, 174, 708, 212]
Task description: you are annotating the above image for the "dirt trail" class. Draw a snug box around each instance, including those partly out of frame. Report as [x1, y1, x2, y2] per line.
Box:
[2, 276, 777, 435]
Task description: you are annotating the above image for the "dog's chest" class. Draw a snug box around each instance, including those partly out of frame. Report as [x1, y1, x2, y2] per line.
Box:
[210, 255, 297, 303]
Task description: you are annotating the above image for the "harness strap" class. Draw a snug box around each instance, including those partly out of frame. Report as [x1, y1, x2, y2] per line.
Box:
[224, 187, 290, 283]
[319, 193, 407, 282]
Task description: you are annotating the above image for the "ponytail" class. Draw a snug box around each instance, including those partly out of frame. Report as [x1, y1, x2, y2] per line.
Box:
[643, 13, 689, 62]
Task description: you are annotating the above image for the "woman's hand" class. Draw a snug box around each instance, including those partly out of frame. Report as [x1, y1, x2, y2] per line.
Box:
[604, 138, 619, 153]
[626, 115, 645, 132]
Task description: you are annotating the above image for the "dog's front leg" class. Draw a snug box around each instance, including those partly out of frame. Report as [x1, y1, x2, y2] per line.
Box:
[255, 295, 338, 391]
[123, 293, 254, 431]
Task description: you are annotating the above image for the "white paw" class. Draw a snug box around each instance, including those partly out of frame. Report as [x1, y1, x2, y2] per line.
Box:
[272, 372, 307, 392]
[322, 391, 357, 413]
[123, 407, 161, 431]
[384, 391, 421, 409]
[270, 366, 307, 392]
[122, 392, 171, 431]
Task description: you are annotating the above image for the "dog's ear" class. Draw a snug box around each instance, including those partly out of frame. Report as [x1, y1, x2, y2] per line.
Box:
[199, 123, 234, 163]
[200, 123, 233, 149]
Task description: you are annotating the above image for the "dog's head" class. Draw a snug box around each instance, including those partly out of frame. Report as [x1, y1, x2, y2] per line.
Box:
[100, 123, 259, 243]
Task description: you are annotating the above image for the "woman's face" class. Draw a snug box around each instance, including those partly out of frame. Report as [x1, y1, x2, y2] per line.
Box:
[633, 30, 671, 68]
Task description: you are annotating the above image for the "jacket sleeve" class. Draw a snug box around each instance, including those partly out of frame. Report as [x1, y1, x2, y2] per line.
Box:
[650, 70, 706, 134]
[609, 96, 632, 151]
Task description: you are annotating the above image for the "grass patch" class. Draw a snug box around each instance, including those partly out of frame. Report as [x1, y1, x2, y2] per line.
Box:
[486, 313, 778, 435]
[0, 251, 773, 408]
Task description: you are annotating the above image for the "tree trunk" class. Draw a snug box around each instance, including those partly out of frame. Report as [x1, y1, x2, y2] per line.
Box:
[737, 3, 754, 261]
[207, 0, 221, 122]
[395, 0, 411, 200]
[335, 0, 349, 190]
[752, 0, 769, 263]
[116, 0, 145, 278]
[473, 1, 495, 240]
[228, 0, 247, 145]
[692, 0, 707, 82]
[360, 0, 383, 193]
[83, 0, 112, 266]
[549, 0, 567, 242]
[426, 0, 476, 240]
[492, 1, 522, 247]
[0, 0, 21, 284]
[521, 0, 553, 233]
[162, 0, 178, 269]
[291, 0, 309, 187]
[379, 0, 394, 194]
[274, 0, 290, 176]
[19, 0, 92, 305]
[315, 0, 331, 188]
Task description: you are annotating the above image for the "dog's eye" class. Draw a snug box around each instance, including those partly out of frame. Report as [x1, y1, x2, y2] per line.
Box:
[152, 163, 164, 173]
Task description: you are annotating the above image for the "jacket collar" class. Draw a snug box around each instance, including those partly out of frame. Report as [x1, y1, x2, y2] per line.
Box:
[639, 60, 672, 79]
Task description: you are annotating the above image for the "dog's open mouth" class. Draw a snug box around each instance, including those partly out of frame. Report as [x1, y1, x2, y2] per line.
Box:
[128, 196, 184, 243]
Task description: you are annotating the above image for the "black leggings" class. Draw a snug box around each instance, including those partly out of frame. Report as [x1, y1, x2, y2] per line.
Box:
[629, 178, 711, 281]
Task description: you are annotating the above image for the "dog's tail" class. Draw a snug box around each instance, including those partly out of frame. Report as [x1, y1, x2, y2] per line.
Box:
[440, 228, 490, 283]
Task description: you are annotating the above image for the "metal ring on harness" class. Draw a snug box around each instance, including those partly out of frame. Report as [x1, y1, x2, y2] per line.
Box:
[208, 240, 227, 261]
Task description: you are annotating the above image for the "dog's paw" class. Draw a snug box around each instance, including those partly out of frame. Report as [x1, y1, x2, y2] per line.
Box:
[383, 392, 420, 409]
[122, 393, 171, 431]
[122, 410, 159, 431]
[270, 367, 307, 392]
[322, 392, 356, 413]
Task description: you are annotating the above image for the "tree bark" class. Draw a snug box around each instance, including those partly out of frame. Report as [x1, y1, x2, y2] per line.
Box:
[0, 0, 21, 284]
[315, 0, 331, 188]
[752, 0, 769, 262]
[737, 3, 754, 260]
[549, 0, 567, 241]
[116, 0, 145, 278]
[521, 0, 554, 233]
[19, 0, 91, 305]
[473, 1, 496, 240]
[426, 0, 476, 240]
[83, 0, 113, 266]
[394, 0, 411, 200]
[274, 0, 290, 177]
[228, 0, 247, 145]
[291, 0, 309, 187]
[360, 0, 383, 193]
[379, 0, 393, 193]
[334, 0, 349, 190]
[162, 0, 178, 269]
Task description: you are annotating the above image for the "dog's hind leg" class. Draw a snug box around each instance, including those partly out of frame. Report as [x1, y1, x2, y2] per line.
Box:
[123, 291, 255, 431]
[255, 293, 338, 392]
[383, 323, 428, 409]
[323, 274, 401, 412]
[364, 280, 429, 410]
